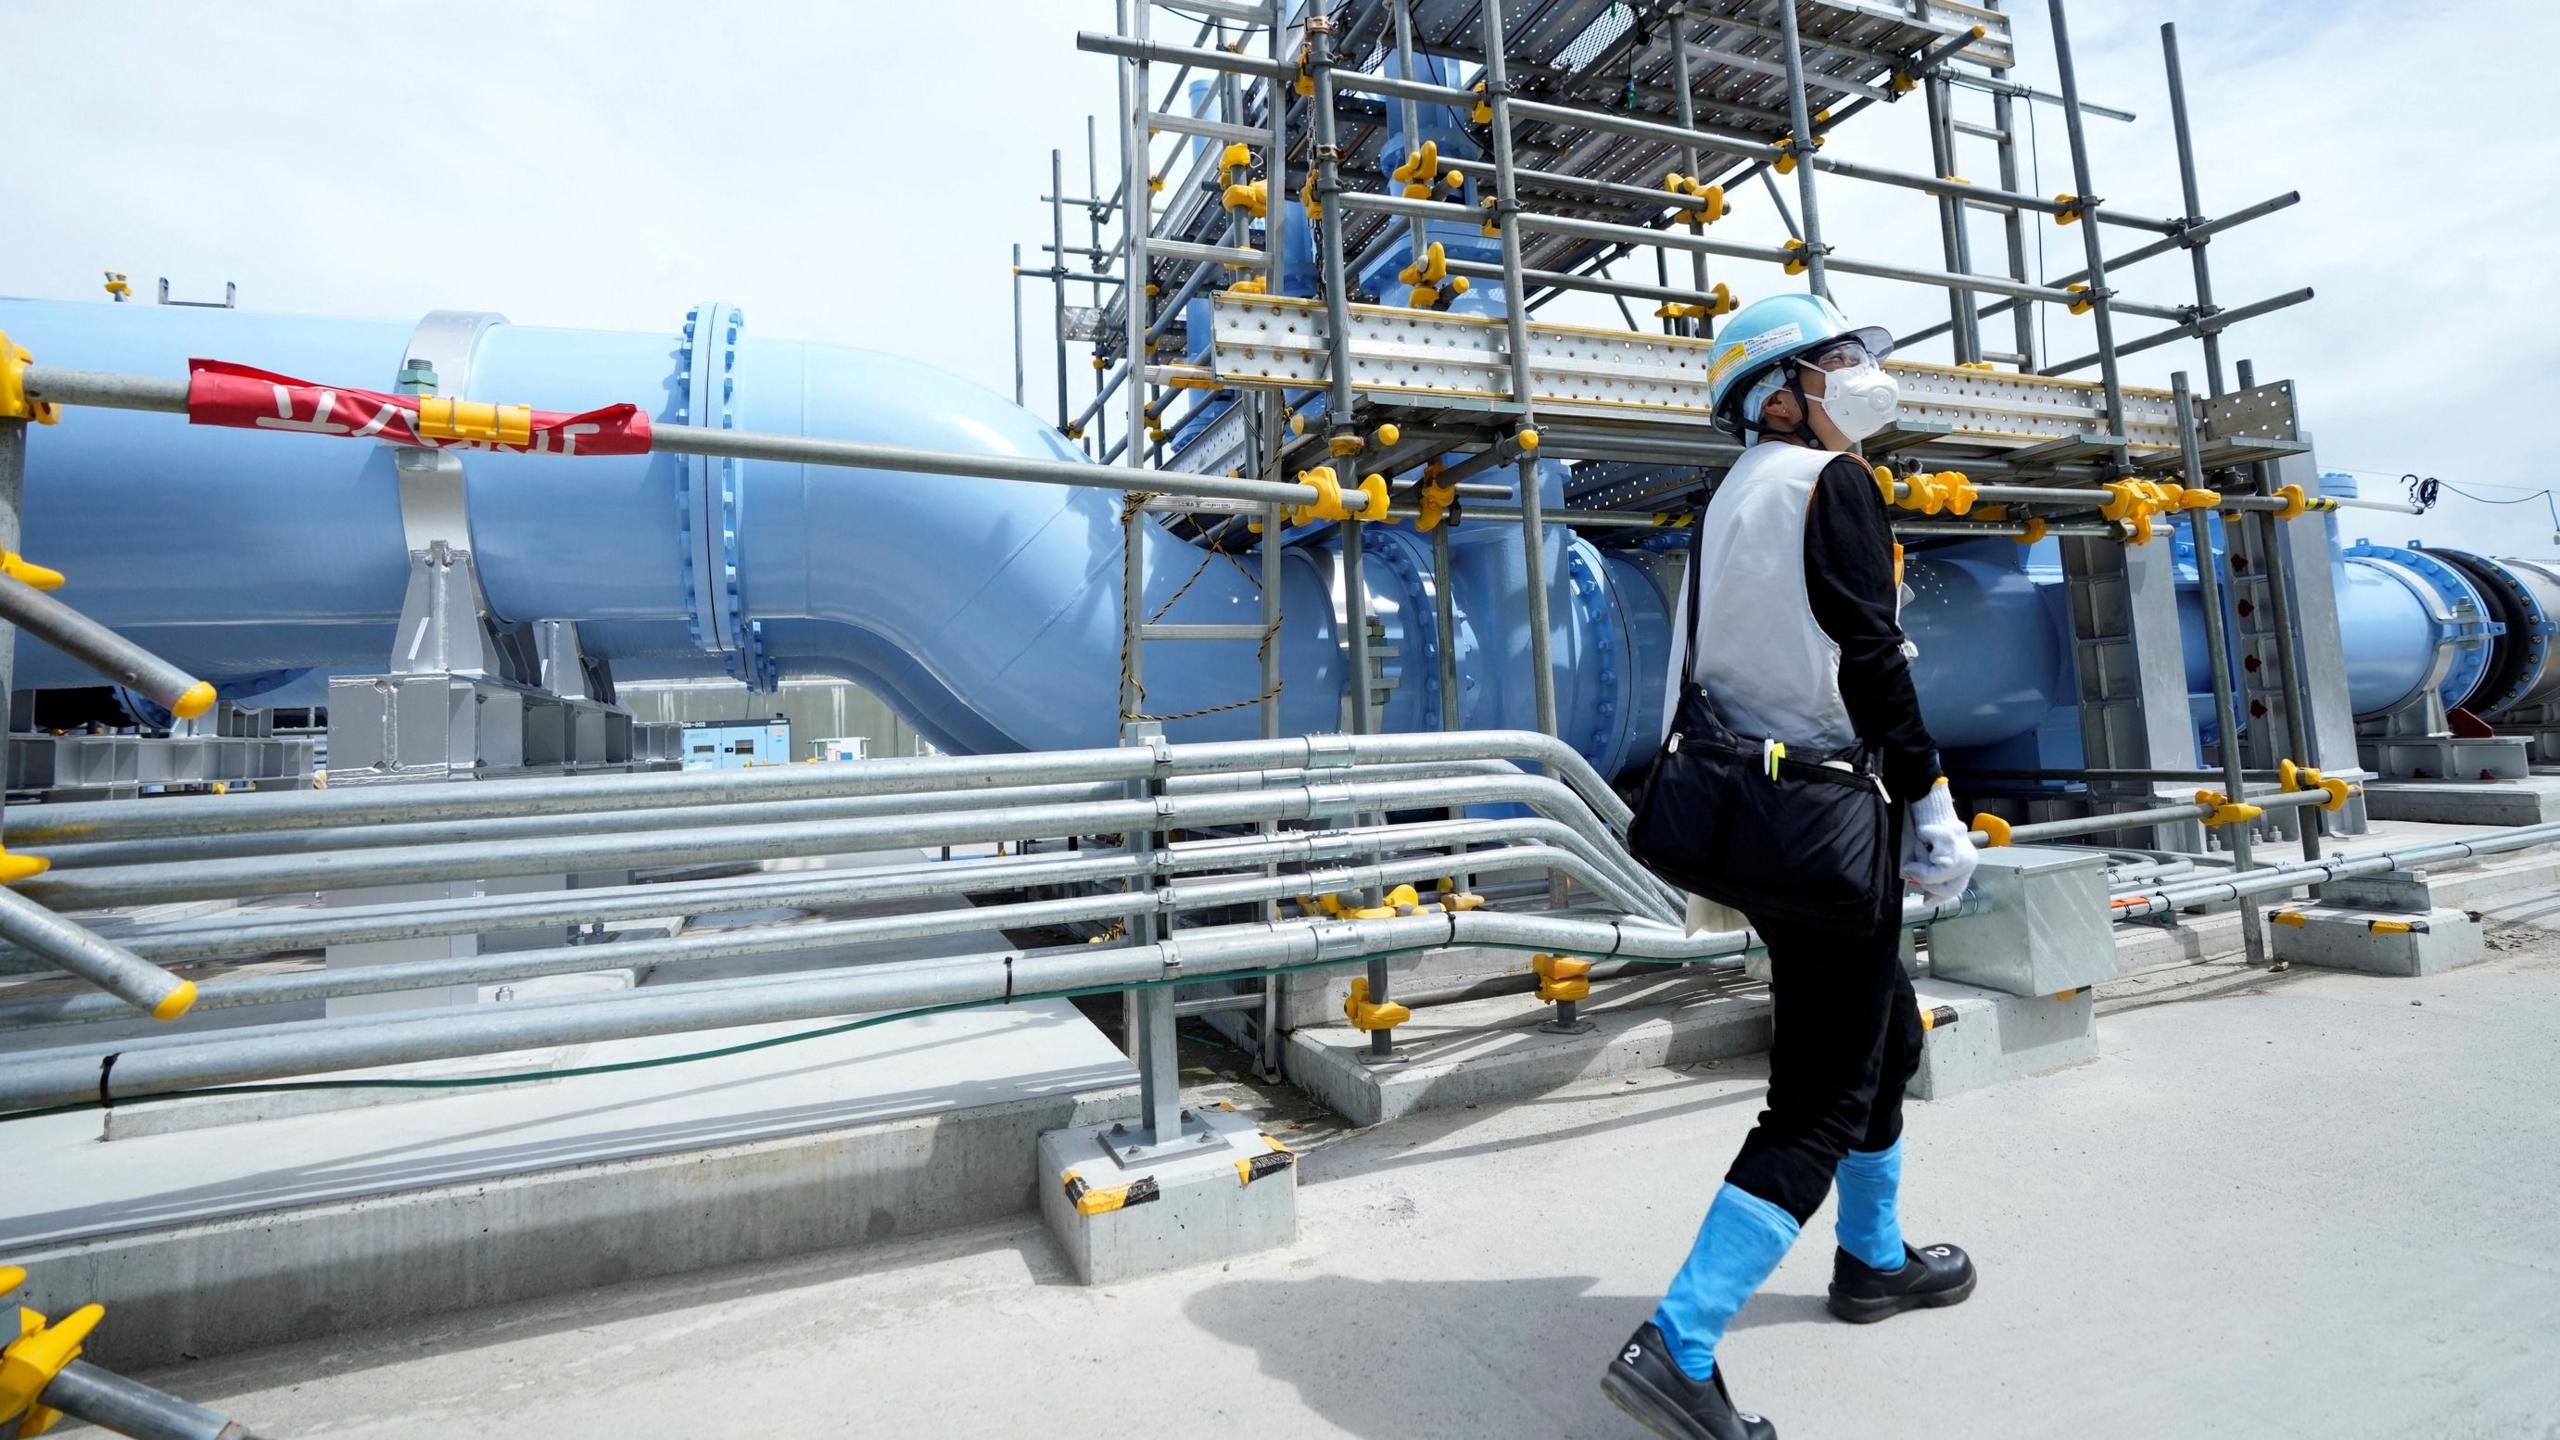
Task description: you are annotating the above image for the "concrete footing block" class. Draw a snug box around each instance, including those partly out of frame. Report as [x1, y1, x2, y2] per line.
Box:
[1285, 969, 1771, 1127]
[2268, 904, 2483, 976]
[2360, 777, 2560, 825]
[1037, 1106, 1297, 1285]
[1275, 945, 1524, 1030]
[1908, 978, 2096, 1100]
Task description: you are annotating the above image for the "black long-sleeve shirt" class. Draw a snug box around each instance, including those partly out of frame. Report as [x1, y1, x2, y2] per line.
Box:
[1798, 453, 1941, 803]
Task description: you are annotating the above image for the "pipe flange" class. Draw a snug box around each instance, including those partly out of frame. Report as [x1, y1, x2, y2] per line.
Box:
[2425, 548, 2552, 716]
[1562, 542, 1621, 769]
[724, 618, 779, 693]
[676, 303, 751, 669]
[1366, 531, 1430, 721]
[2343, 541, 2498, 715]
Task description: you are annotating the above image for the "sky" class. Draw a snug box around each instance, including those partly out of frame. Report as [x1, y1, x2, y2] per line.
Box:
[4, 0, 2556, 553]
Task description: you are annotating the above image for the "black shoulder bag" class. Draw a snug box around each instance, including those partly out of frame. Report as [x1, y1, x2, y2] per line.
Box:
[1627, 523, 1898, 932]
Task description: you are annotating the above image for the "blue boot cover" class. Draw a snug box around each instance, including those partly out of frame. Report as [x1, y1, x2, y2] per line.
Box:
[1649, 1183, 1802, 1380]
[1834, 1140, 1905, 1271]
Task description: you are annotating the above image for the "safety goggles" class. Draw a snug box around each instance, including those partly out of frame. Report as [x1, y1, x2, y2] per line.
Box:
[1796, 339, 1875, 372]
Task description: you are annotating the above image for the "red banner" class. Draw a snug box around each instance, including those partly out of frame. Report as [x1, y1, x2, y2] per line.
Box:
[184, 359, 653, 457]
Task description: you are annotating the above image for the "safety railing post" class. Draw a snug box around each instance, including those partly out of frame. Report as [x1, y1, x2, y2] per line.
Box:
[1479, 0, 1560, 743]
[2160, 22, 2225, 397]
[2237, 357, 2324, 869]
[1121, 721, 1185, 1147]
[2173, 373, 2267, 966]
[2045, 0, 2127, 450]
[1773, 0, 1830, 297]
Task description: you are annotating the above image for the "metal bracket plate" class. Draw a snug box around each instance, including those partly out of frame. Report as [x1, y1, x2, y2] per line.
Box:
[2198, 379, 2300, 445]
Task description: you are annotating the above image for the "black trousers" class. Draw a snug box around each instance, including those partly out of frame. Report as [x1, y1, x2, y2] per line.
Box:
[1723, 907, 1924, 1226]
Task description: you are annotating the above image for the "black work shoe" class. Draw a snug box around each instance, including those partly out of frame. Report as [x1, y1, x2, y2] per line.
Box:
[1601, 1323, 1777, 1440]
[1825, 1241, 1977, 1324]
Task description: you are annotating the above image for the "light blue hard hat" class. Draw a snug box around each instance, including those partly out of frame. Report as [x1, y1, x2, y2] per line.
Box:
[1705, 292, 1894, 433]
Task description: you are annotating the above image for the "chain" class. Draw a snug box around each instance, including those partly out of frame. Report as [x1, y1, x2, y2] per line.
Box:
[1118, 493, 1286, 724]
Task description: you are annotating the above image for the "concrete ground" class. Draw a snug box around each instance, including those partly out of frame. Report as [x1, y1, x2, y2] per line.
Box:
[131, 925, 2560, 1439]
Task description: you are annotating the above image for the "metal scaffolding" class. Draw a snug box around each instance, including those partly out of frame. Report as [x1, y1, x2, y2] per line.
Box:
[1012, 0, 2330, 1057]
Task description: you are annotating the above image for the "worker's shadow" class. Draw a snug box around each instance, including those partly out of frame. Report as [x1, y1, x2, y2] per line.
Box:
[1183, 1270, 1832, 1439]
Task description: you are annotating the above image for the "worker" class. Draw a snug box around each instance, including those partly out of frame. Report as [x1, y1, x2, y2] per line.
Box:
[1603, 293, 1981, 1440]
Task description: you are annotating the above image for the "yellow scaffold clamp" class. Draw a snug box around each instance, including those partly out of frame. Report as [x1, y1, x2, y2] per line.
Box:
[1222, 177, 1269, 219]
[1219, 142, 1254, 188]
[2279, 758, 2357, 813]
[1532, 953, 1593, 1004]
[1970, 812, 2013, 848]
[0, 332, 60, 426]
[1656, 283, 1736, 324]
[1287, 467, 1389, 527]
[1772, 133, 1822, 175]
[1781, 238, 1809, 276]
[1, 1269, 103, 1438]
[2053, 192, 2085, 225]
[2066, 282, 2093, 316]
[1417, 462, 1458, 534]
[1889, 470, 1979, 517]
[1399, 241, 1468, 309]
[2012, 516, 2047, 545]
[1662, 172, 1727, 225]
[2098, 480, 2167, 545]
[1343, 977, 1411, 1031]
[1299, 171, 1324, 222]
[1354, 472, 1392, 524]
[2194, 789, 2264, 828]
[1392, 140, 1444, 199]
[1344, 883, 1430, 919]
[101, 271, 132, 301]
[1288, 465, 1344, 526]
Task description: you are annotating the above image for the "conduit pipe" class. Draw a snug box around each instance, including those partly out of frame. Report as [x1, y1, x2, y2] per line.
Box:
[0, 901, 1972, 1112]
[2110, 820, 2560, 921]
[30, 759, 1528, 869]
[1972, 758, 2349, 847]
[0, 887, 196, 1020]
[5, 729, 1634, 843]
[0, 843, 1626, 1029]
[23, 812, 1639, 967]
[19, 773, 1675, 915]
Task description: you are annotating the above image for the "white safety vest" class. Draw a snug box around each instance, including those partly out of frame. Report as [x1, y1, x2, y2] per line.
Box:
[1662, 441, 1858, 753]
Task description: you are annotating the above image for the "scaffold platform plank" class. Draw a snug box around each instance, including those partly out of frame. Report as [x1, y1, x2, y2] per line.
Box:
[1208, 292, 2188, 453]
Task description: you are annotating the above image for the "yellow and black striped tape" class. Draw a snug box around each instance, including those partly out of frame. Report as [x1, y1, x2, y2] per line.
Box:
[1062, 1170, 1162, 1216]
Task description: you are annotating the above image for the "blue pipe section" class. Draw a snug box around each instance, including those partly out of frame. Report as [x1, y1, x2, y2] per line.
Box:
[0, 295, 2532, 773]
[0, 297, 1669, 772]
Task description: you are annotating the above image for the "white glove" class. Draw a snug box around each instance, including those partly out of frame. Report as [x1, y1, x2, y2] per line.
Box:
[1901, 780, 1979, 905]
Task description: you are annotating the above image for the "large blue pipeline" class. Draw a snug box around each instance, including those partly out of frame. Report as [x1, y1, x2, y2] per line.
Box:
[1, 292, 2548, 778]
